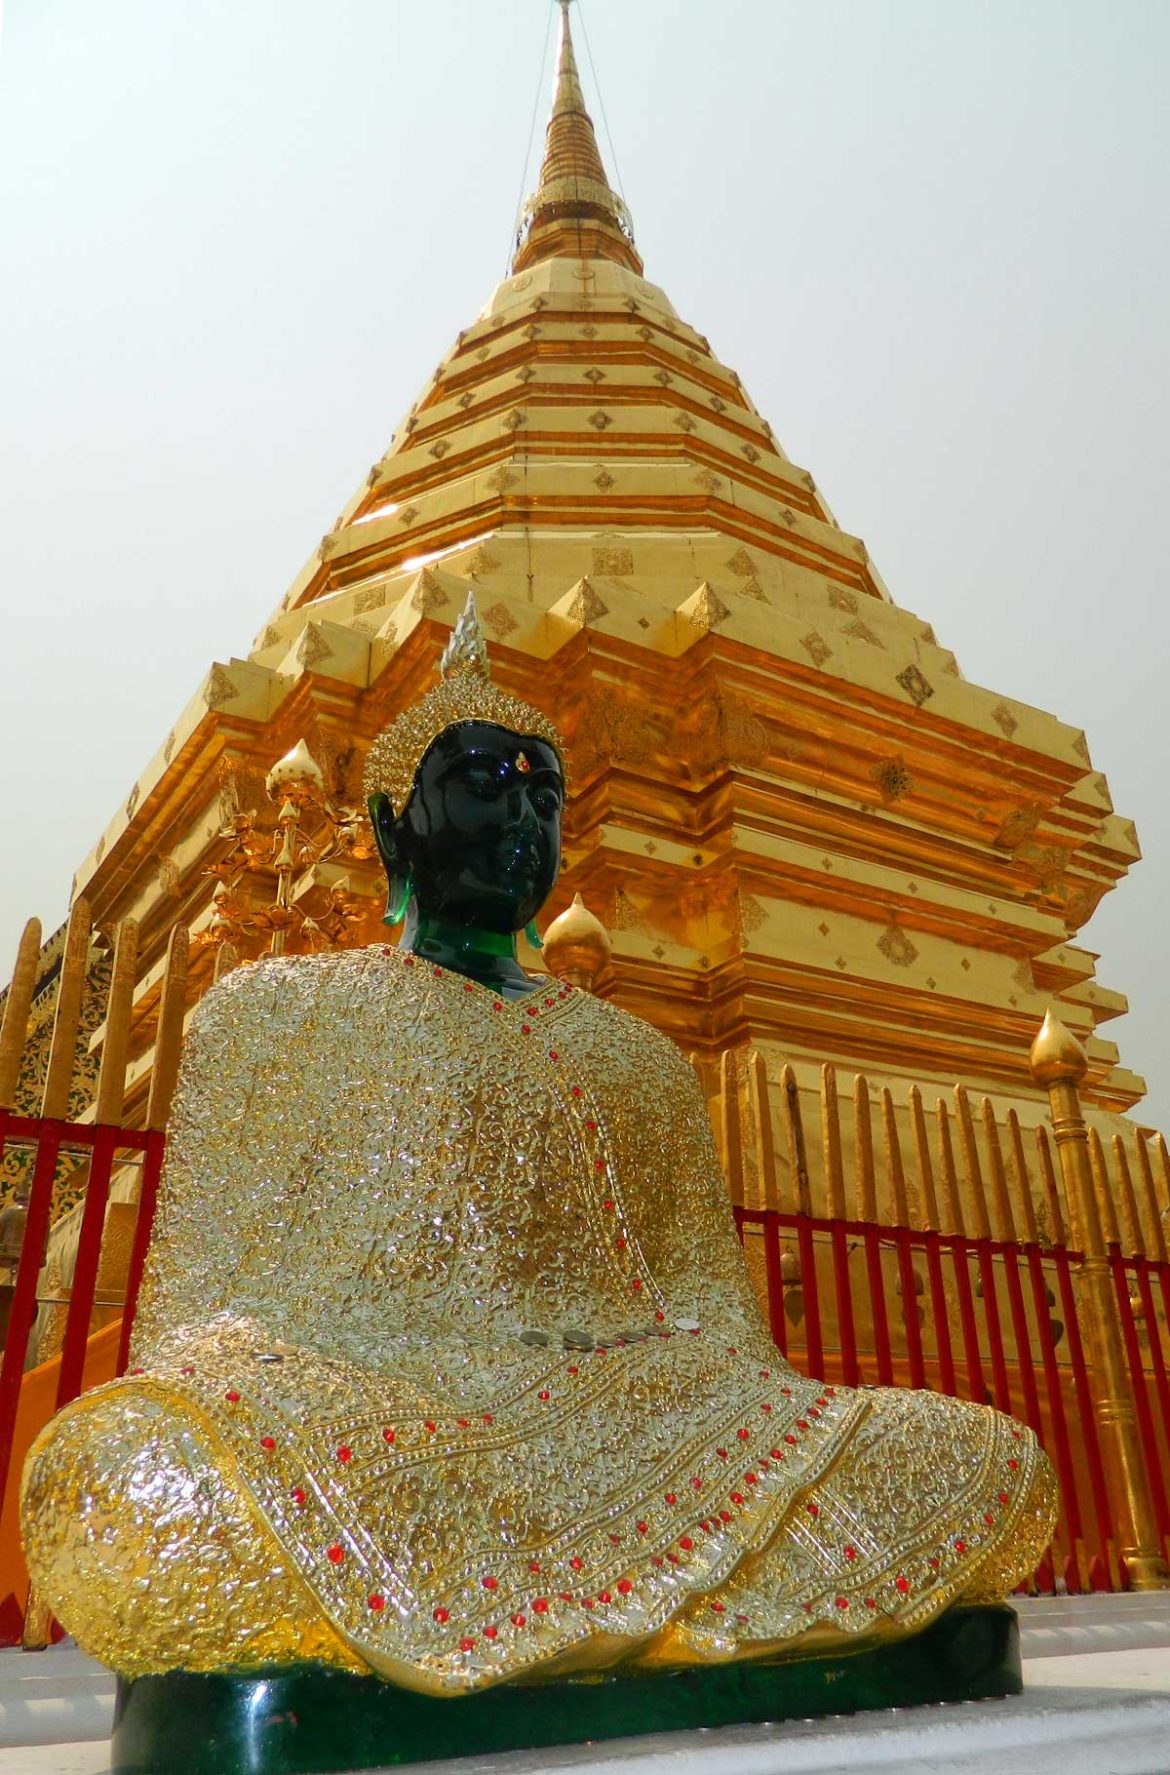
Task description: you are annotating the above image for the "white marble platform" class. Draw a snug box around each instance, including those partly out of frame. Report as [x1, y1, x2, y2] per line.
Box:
[3, 1595, 1169, 1775]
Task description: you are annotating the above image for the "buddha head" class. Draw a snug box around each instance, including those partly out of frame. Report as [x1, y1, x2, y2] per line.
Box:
[364, 594, 567, 944]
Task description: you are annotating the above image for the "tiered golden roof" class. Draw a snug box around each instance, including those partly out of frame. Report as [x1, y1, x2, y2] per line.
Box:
[53, 0, 1146, 1134]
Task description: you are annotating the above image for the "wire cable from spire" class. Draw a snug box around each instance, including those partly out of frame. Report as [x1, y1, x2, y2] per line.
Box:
[505, 0, 557, 277]
[575, 0, 627, 206]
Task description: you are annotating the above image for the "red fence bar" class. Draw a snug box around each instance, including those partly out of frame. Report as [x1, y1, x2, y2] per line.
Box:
[948, 1235, 988, 1405]
[1131, 1259, 1170, 1498]
[974, 1240, 1015, 1416]
[54, 1125, 118, 1412]
[862, 1226, 894, 1386]
[0, 1117, 65, 1513]
[795, 1218, 823, 1380]
[1110, 1251, 1170, 1542]
[1023, 1244, 1087, 1580]
[829, 1222, 860, 1388]
[922, 1230, 957, 1397]
[894, 1227, 927, 1390]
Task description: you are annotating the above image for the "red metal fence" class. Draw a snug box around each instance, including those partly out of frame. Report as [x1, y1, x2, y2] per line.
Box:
[734, 1205, 1170, 1594]
[0, 1112, 165, 1639]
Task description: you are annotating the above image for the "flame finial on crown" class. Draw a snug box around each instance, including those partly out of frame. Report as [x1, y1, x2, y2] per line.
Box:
[363, 589, 567, 816]
[439, 589, 490, 681]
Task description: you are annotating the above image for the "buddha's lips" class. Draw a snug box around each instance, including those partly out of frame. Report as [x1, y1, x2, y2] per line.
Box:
[495, 838, 543, 877]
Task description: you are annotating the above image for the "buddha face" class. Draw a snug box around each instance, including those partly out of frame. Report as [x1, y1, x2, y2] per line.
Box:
[370, 721, 564, 933]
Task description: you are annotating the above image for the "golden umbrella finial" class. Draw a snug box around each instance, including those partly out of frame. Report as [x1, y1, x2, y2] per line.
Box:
[1029, 1009, 1088, 1087]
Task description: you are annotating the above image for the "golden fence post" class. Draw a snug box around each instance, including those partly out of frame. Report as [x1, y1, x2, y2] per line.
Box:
[0, 917, 41, 1109]
[95, 917, 138, 1126]
[146, 925, 189, 1133]
[1030, 1010, 1170, 1589]
[40, 897, 91, 1120]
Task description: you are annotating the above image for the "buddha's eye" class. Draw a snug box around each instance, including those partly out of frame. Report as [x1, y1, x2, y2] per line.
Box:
[459, 763, 503, 798]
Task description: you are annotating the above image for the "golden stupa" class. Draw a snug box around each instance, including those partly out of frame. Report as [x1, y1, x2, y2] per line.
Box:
[7, 0, 1150, 1187]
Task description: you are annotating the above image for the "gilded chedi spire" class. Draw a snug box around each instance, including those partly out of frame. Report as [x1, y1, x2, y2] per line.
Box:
[513, 0, 641, 275]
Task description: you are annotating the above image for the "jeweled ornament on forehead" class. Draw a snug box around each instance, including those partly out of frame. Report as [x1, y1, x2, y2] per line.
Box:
[515, 751, 531, 773]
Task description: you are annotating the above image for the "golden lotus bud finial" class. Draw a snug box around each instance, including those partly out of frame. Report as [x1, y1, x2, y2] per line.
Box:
[266, 739, 326, 807]
[439, 590, 490, 682]
[1029, 1009, 1088, 1087]
[543, 893, 612, 993]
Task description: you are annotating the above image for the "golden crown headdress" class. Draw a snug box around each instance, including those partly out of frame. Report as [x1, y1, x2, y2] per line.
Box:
[363, 591, 568, 816]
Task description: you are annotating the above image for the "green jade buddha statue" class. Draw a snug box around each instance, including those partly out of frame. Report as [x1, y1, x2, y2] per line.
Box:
[22, 593, 1057, 1770]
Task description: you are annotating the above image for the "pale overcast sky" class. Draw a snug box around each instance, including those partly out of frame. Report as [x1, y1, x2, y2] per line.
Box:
[1, 1, 1167, 1129]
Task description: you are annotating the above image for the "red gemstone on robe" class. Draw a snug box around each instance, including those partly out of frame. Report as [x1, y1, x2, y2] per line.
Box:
[327, 1545, 345, 1565]
[433, 966, 443, 977]
[711, 1601, 725, 1614]
[784, 1434, 797, 1446]
[464, 982, 474, 993]
[533, 1597, 549, 1613]
[291, 1488, 306, 1507]
[745, 1472, 758, 1485]
[836, 1597, 849, 1610]
[617, 1579, 633, 1595]
[260, 1436, 276, 1451]
[460, 1637, 476, 1652]
[632, 1279, 642, 1291]
[595, 1160, 605, 1173]
[807, 1503, 819, 1517]
[896, 1575, 910, 1593]
[457, 1418, 469, 1428]
[737, 1428, 749, 1441]
[570, 1556, 584, 1571]
[929, 1557, 940, 1570]
[549, 1050, 559, 1061]
[571, 1086, 582, 1098]
[482, 1413, 493, 1424]
[586, 1120, 597, 1131]
[691, 1476, 702, 1489]
[667, 1552, 680, 1565]
[845, 1546, 856, 1561]
[568, 1365, 579, 1376]
[983, 1513, 995, 1526]
[615, 1237, 626, 1249]
[512, 1613, 527, 1628]
[484, 1626, 498, 1640]
[771, 1449, 783, 1460]
[598, 1591, 612, 1605]
[369, 1594, 385, 1612]
[637, 1520, 648, 1534]
[796, 1419, 809, 1430]
[761, 1403, 773, 1413]
[718, 1509, 731, 1523]
[383, 1428, 396, 1444]
[731, 1492, 744, 1506]
[225, 1390, 240, 1403]
[538, 1390, 550, 1401]
[679, 1536, 694, 1551]
[655, 1311, 665, 1322]
[482, 1576, 498, 1590]
[337, 1446, 352, 1464]
[665, 1492, 676, 1505]
[181, 1365, 196, 1376]
[493, 1001, 503, 1011]
[522, 1025, 532, 1035]
[529, 1560, 541, 1573]
[433, 1607, 449, 1624]
[866, 1598, 877, 1610]
[1008, 1458, 1019, 1470]
[955, 1539, 966, 1553]
[759, 1370, 771, 1380]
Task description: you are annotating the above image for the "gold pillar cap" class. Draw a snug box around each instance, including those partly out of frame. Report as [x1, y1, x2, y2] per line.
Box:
[1029, 1009, 1089, 1087]
[543, 893, 611, 991]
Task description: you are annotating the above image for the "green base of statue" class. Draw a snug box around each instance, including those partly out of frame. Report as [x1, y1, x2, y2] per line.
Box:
[110, 1604, 1020, 1775]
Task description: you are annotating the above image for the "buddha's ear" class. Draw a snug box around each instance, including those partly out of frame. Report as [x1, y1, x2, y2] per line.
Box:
[367, 793, 400, 874]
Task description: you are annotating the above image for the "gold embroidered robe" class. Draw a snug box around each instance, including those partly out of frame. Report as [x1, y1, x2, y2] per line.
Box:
[22, 947, 1056, 1693]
